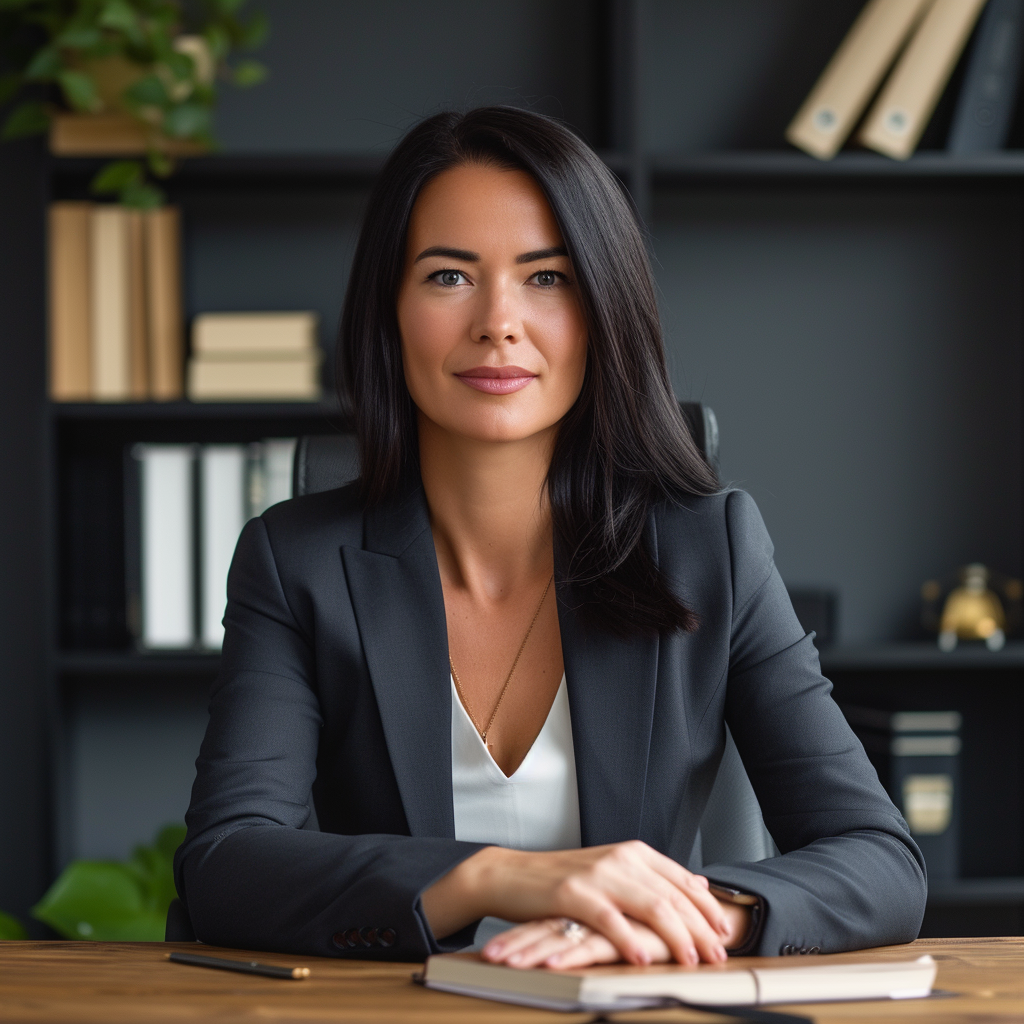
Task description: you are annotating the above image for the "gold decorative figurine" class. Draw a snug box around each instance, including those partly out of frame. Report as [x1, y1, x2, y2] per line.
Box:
[935, 564, 1006, 651]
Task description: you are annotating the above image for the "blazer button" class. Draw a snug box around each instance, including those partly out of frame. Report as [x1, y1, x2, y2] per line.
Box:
[360, 927, 378, 946]
[379, 927, 397, 947]
[809, 946, 820, 954]
[780, 944, 794, 955]
[344, 928, 362, 948]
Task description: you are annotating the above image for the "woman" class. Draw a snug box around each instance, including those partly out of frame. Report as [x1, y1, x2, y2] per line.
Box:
[175, 107, 926, 968]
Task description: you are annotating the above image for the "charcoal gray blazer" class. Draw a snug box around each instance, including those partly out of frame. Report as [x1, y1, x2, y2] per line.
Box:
[174, 480, 927, 961]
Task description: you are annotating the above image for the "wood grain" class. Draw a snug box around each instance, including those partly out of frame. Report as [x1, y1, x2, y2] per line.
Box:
[0, 938, 1020, 1024]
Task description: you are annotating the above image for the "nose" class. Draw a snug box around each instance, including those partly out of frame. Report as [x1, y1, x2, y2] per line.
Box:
[471, 278, 522, 346]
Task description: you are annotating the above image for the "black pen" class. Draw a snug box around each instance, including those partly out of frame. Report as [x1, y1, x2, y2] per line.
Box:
[168, 951, 311, 979]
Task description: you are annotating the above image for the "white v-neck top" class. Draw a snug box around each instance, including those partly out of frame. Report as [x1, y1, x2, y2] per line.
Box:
[451, 673, 582, 949]
[451, 674, 582, 851]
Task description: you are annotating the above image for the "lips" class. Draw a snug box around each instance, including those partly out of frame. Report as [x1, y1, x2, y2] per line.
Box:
[455, 365, 537, 395]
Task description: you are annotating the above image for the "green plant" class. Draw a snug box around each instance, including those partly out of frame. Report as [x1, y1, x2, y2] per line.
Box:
[0, 909, 28, 939]
[0, 0, 267, 205]
[31, 823, 186, 940]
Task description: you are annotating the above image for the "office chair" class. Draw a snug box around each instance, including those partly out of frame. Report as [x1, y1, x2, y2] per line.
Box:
[165, 402, 771, 941]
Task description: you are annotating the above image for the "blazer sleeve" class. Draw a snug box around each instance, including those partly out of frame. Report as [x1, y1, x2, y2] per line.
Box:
[173, 516, 486, 960]
[702, 490, 928, 955]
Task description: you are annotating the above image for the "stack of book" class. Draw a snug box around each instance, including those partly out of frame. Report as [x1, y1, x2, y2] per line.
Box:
[788, 0, 1023, 160]
[842, 705, 962, 879]
[187, 312, 323, 401]
[48, 202, 184, 401]
[126, 439, 296, 650]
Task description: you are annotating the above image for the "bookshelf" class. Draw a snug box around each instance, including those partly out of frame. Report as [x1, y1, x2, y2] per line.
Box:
[0, 0, 1019, 936]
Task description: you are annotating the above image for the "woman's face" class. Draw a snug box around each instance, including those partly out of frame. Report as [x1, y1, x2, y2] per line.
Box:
[397, 162, 587, 446]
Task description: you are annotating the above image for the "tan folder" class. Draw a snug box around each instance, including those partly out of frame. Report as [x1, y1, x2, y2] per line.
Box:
[859, 0, 989, 159]
[89, 205, 132, 401]
[786, 0, 934, 159]
[145, 207, 185, 401]
[48, 203, 92, 400]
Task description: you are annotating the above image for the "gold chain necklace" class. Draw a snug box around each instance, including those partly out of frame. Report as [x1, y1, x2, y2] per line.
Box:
[449, 574, 554, 746]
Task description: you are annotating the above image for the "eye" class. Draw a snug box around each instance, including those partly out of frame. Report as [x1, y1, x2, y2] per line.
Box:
[429, 269, 468, 287]
[530, 270, 566, 287]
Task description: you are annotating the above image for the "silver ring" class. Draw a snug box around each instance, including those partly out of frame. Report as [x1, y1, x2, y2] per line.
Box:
[559, 918, 586, 943]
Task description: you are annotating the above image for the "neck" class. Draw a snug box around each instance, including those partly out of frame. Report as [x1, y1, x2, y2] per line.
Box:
[418, 414, 555, 601]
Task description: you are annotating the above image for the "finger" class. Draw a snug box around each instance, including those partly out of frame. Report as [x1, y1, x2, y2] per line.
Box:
[546, 932, 620, 969]
[482, 920, 561, 962]
[629, 869, 729, 963]
[557, 885, 654, 966]
[505, 927, 591, 969]
[635, 846, 729, 936]
[587, 857, 718, 964]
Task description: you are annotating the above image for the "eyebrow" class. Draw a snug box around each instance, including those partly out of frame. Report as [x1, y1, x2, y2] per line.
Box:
[412, 245, 569, 264]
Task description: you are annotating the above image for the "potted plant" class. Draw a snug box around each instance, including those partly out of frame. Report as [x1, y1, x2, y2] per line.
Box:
[0, 0, 267, 206]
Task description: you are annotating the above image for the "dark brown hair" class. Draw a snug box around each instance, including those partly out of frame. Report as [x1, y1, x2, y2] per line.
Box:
[339, 107, 718, 636]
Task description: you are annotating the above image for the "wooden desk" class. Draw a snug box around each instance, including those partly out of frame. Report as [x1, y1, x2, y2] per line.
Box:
[0, 938, 1021, 1024]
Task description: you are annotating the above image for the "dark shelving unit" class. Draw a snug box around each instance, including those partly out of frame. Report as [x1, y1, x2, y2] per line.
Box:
[17, 0, 1021, 936]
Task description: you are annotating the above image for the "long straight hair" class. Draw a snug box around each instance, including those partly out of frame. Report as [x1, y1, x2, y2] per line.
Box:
[339, 107, 719, 636]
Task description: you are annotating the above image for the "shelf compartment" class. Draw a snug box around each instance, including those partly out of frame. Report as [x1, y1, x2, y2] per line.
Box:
[651, 150, 1024, 183]
[50, 400, 348, 422]
[927, 878, 1024, 906]
[57, 652, 221, 676]
[820, 642, 1024, 672]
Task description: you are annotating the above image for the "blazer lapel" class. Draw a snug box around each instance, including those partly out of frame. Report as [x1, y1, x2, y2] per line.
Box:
[558, 549, 660, 848]
[341, 483, 455, 839]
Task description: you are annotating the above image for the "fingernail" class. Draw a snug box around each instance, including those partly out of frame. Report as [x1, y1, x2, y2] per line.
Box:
[508, 953, 522, 965]
[717, 919, 730, 936]
[547, 954, 562, 967]
[716, 945, 728, 962]
[485, 943, 503, 957]
[688, 949, 699, 965]
[637, 950, 651, 965]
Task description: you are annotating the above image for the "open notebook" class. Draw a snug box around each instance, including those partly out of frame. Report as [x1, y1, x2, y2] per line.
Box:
[421, 951, 937, 1013]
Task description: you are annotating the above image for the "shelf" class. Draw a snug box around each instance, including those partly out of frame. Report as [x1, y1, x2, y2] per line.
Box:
[820, 642, 1024, 672]
[56, 651, 221, 676]
[651, 150, 1024, 184]
[927, 878, 1024, 906]
[50, 400, 349, 422]
[49, 150, 632, 189]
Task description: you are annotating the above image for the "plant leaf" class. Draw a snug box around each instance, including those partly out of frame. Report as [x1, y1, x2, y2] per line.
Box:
[24, 46, 61, 81]
[147, 149, 174, 177]
[154, 824, 187, 862]
[0, 910, 27, 940]
[232, 59, 265, 87]
[203, 24, 230, 61]
[57, 70, 100, 112]
[30, 861, 165, 941]
[55, 26, 103, 49]
[1, 101, 50, 140]
[162, 101, 209, 138]
[239, 12, 269, 51]
[120, 180, 165, 209]
[125, 73, 169, 107]
[98, 0, 140, 36]
[90, 159, 143, 193]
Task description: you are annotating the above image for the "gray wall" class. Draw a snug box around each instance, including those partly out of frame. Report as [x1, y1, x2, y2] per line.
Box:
[655, 186, 1023, 641]
[68, 682, 209, 860]
[214, 0, 602, 153]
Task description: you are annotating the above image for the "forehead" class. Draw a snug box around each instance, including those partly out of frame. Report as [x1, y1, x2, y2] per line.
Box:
[406, 163, 564, 253]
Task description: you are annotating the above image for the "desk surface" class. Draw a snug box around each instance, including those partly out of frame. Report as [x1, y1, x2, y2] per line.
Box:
[1, 938, 1021, 1024]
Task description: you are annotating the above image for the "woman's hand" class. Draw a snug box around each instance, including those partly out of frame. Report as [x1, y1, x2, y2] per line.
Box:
[482, 916, 670, 970]
[421, 841, 732, 966]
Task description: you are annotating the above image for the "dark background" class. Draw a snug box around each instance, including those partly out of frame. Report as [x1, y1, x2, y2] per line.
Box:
[1, 0, 1021, 932]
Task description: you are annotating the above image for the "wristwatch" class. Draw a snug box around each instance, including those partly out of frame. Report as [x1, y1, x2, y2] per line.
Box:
[708, 882, 765, 956]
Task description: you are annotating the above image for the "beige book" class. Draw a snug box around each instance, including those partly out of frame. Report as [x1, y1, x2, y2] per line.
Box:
[192, 312, 320, 355]
[422, 952, 937, 1012]
[49, 113, 206, 157]
[145, 207, 185, 401]
[89, 206, 132, 401]
[48, 203, 92, 400]
[187, 352, 323, 401]
[860, 0, 989, 159]
[126, 210, 148, 400]
[786, 0, 934, 159]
